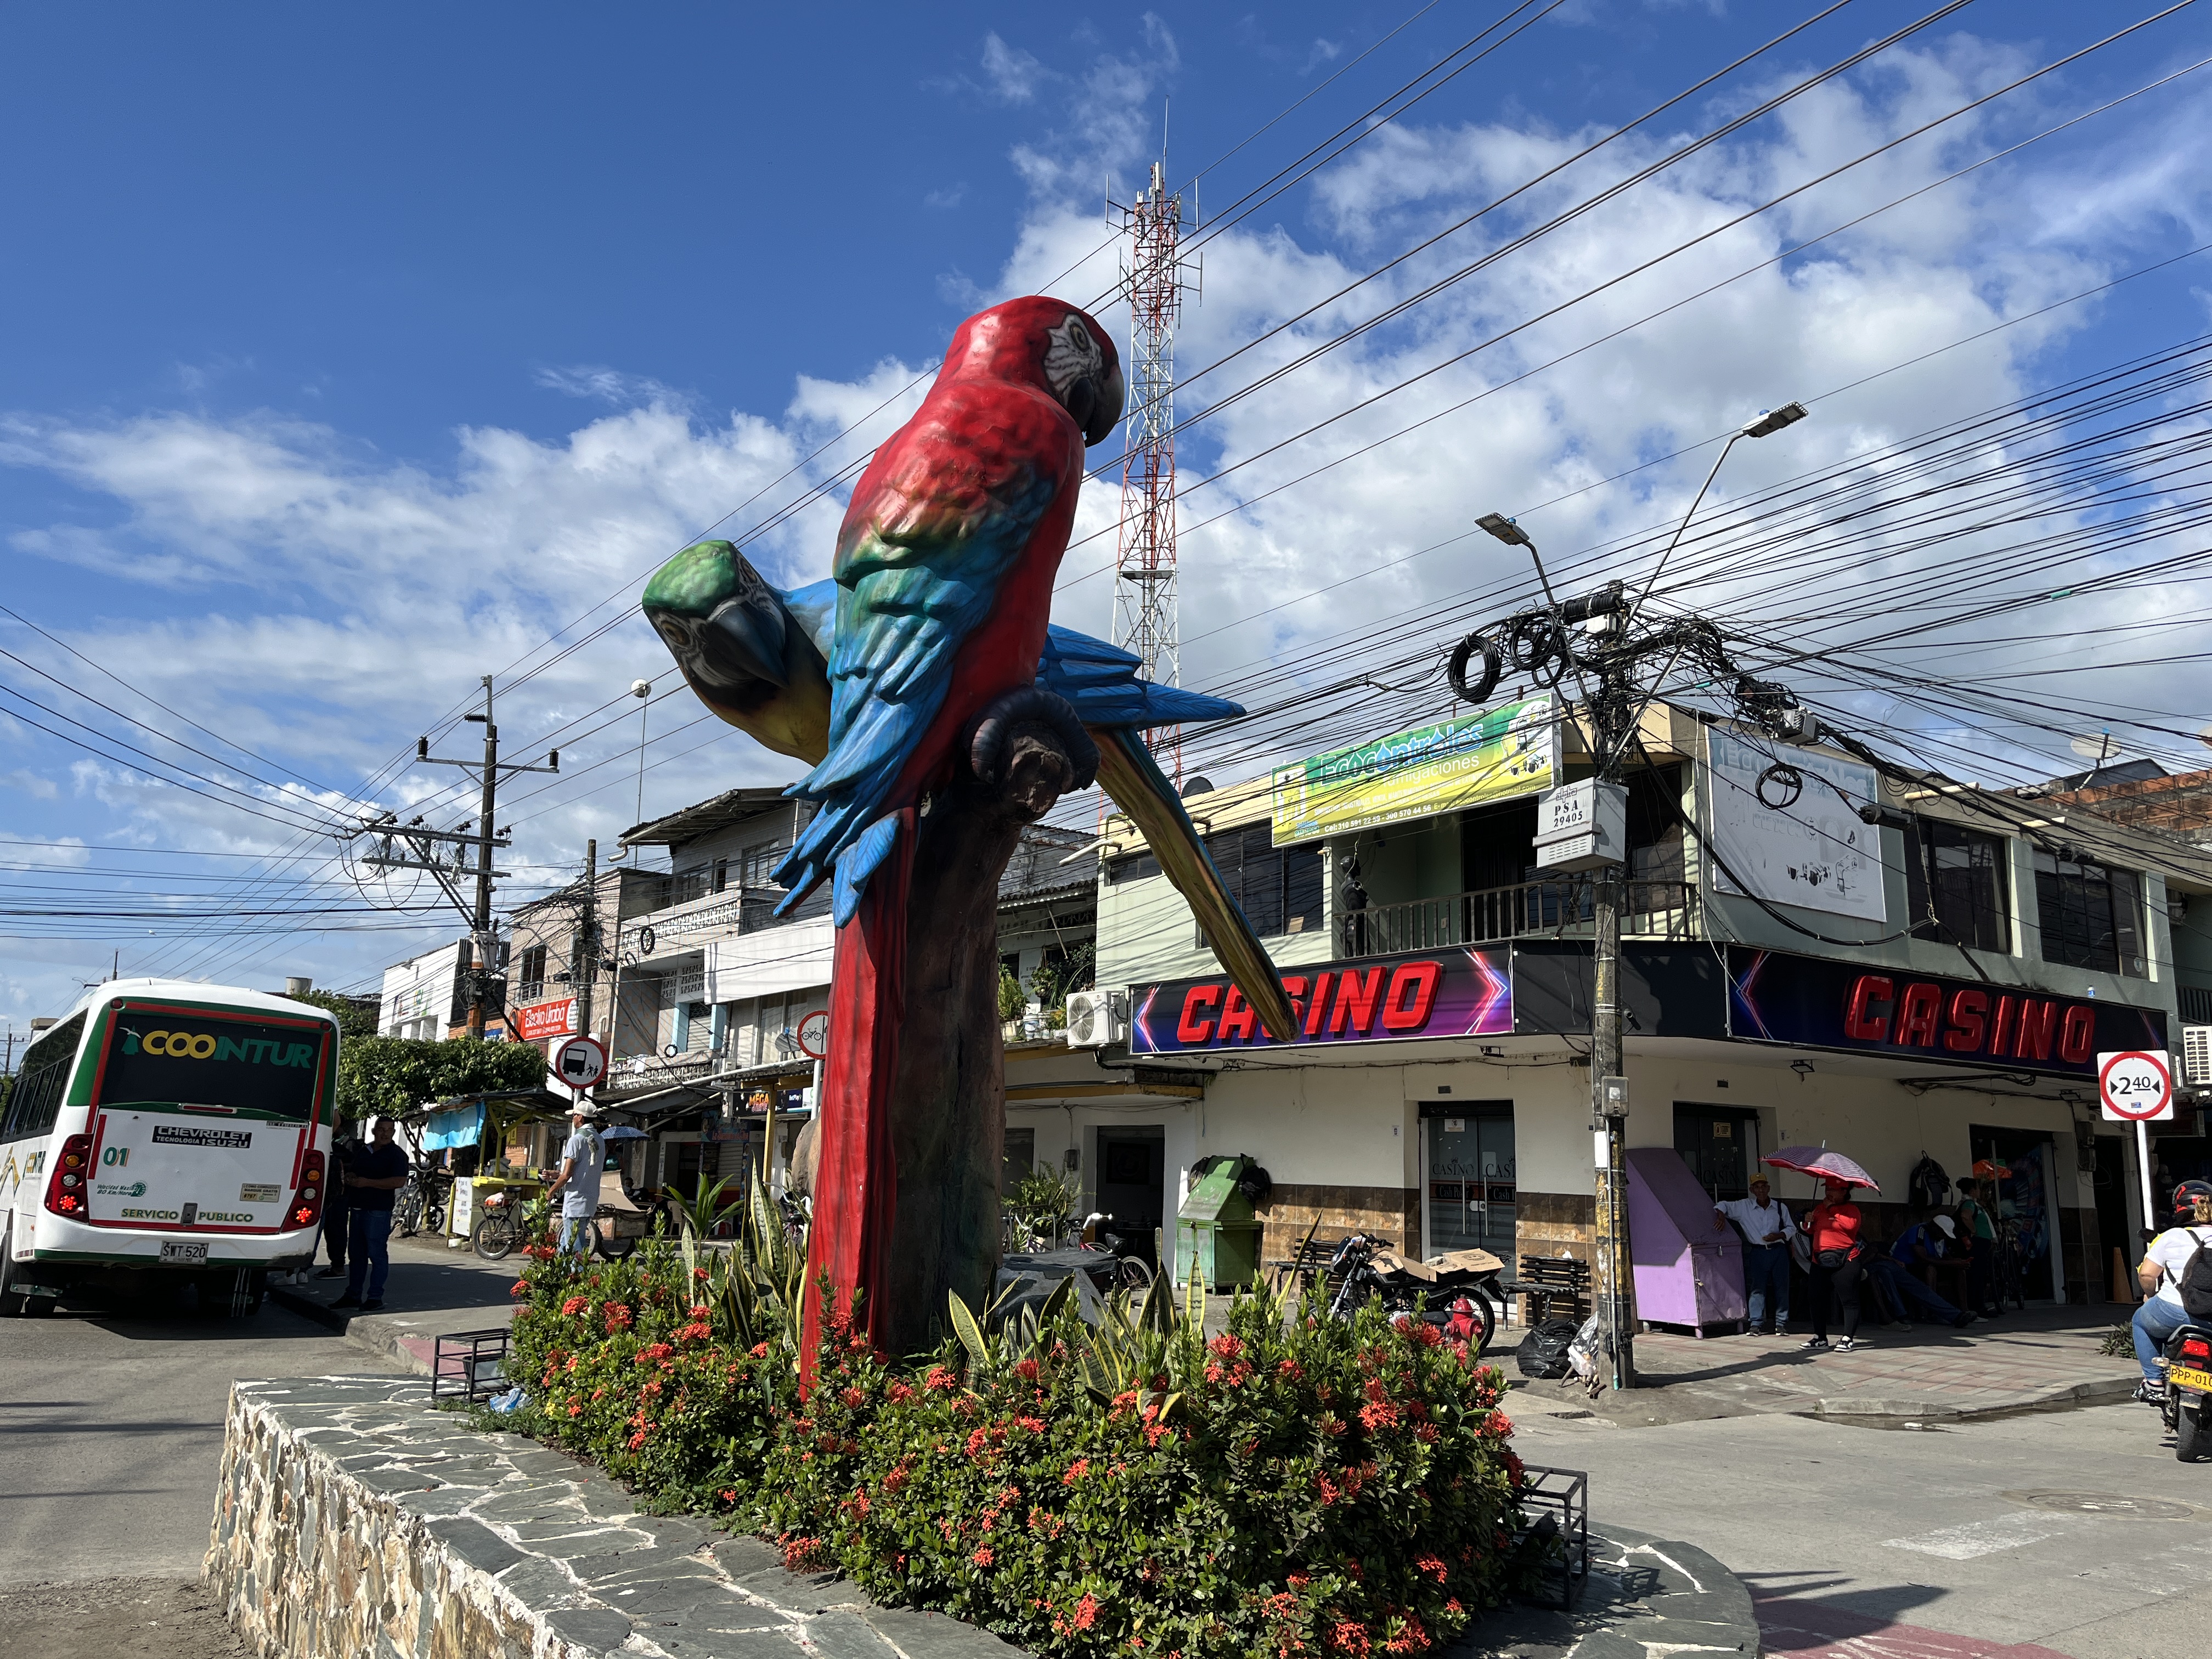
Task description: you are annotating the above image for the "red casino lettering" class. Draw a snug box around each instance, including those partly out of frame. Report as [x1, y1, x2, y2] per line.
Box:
[1943, 988, 1988, 1054]
[1177, 985, 1220, 1045]
[1380, 961, 1443, 1032]
[1217, 984, 1257, 1042]
[2015, 998, 2058, 1062]
[1990, 994, 2018, 1057]
[1302, 971, 1334, 1037]
[2058, 1004, 2095, 1064]
[1328, 967, 1385, 1036]
[1896, 981, 1943, 1047]
[1843, 975, 1893, 1041]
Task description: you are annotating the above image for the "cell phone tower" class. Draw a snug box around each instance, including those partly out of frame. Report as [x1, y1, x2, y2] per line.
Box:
[1112, 155, 1197, 783]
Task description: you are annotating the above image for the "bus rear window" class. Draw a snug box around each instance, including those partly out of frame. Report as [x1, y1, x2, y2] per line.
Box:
[98, 1012, 328, 1121]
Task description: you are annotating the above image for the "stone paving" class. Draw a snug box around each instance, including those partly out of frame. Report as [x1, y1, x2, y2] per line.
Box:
[1510, 1305, 2138, 1426]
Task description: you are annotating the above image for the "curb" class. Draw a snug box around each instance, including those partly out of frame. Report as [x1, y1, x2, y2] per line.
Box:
[268, 1282, 508, 1380]
[1812, 1372, 2140, 1421]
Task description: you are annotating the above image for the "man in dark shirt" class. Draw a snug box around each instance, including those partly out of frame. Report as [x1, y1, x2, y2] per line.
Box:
[315, 1127, 356, 1279]
[334, 1116, 410, 1312]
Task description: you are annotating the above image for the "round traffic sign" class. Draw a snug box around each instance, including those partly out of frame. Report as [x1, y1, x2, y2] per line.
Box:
[797, 1009, 830, 1059]
[551, 1034, 609, 1091]
[2097, 1049, 2174, 1122]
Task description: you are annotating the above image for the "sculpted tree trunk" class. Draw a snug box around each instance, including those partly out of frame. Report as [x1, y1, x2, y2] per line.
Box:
[871, 688, 1093, 1356]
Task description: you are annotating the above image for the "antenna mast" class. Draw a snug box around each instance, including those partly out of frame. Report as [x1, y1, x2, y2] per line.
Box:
[1112, 147, 1195, 783]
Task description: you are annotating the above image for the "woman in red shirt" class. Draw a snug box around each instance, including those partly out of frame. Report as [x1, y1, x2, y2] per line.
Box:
[1803, 1176, 1865, 1352]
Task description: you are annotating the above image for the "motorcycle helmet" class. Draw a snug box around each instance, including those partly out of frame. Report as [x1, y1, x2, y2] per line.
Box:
[2174, 1178, 2212, 1221]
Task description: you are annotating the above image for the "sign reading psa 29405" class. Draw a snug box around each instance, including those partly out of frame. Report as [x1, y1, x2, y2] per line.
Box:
[1725, 946, 2166, 1076]
[1128, 945, 1511, 1057]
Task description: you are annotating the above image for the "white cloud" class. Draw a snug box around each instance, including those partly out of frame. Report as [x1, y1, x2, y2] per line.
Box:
[981, 33, 1048, 104]
[3, 768, 58, 800]
[6, 24, 2210, 1013]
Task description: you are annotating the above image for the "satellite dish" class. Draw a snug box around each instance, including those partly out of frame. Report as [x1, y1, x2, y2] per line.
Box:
[2069, 732, 2119, 763]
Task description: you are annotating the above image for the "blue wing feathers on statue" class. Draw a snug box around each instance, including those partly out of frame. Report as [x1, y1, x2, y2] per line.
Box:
[1037, 625, 1244, 729]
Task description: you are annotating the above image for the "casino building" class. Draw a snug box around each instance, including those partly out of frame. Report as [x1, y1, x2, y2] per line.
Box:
[1003, 700, 2212, 1306]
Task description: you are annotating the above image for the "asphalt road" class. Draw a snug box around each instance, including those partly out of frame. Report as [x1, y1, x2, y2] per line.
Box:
[0, 1294, 402, 1592]
[1514, 1393, 2212, 1657]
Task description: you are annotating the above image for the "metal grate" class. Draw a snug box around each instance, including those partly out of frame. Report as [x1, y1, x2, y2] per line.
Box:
[1516, 1464, 1590, 1610]
[429, 1328, 511, 1404]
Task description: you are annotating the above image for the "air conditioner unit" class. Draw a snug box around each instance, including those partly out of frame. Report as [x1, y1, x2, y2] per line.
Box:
[1064, 989, 1127, 1049]
[2183, 1025, 2212, 1088]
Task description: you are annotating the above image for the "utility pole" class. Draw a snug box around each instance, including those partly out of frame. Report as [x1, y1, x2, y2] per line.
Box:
[1463, 403, 1808, 1392]
[575, 838, 598, 1043]
[352, 673, 559, 1037]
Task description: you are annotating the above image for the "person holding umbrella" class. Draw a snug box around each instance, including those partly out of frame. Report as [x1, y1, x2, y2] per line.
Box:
[1765, 1147, 1880, 1354]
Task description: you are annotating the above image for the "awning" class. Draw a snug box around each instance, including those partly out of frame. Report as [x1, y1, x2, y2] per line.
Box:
[422, 1102, 486, 1151]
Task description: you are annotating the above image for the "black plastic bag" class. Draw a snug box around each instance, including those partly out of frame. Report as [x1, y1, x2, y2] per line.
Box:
[1515, 1318, 1581, 1380]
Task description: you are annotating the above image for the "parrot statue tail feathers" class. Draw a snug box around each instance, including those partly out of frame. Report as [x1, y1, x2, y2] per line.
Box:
[969, 685, 1098, 793]
[1039, 625, 1244, 729]
[832, 814, 903, 929]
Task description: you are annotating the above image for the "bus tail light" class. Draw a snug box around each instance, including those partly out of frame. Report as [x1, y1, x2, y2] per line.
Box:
[289, 1150, 326, 1231]
[44, 1133, 94, 1218]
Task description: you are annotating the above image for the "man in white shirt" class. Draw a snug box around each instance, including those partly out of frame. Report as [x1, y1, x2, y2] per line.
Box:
[1714, 1173, 1798, 1336]
[550, 1105, 606, 1256]
[2134, 1178, 2212, 1404]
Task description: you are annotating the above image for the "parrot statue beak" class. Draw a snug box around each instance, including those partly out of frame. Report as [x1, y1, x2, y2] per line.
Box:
[1072, 362, 1126, 448]
[643, 540, 832, 763]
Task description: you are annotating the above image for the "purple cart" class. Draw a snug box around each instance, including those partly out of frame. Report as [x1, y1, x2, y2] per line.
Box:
[1625, 1147, 1746, 1336]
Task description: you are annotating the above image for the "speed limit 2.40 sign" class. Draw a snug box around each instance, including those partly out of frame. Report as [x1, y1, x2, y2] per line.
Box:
[2097, 1049, 2176, 1122]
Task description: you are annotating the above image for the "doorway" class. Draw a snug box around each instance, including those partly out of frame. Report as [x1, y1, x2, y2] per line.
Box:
[1971, 1125, 2061, 1301]
[1094, 1126, 1165, 1267]
[1674, 1103, 1762, 1201]
[1421, 1103, 1515, 1257]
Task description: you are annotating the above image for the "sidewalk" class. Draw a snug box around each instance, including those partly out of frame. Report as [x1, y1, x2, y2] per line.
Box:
[267, 1231, 519, 1377]
[1509, 1304, 2140, 1426]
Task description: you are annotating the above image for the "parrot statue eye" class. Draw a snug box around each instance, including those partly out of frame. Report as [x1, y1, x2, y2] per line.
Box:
[1041, 315, 1103, 397]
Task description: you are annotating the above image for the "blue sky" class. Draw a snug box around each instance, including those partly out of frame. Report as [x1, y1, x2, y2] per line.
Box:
[4, 1, 2211, 1022]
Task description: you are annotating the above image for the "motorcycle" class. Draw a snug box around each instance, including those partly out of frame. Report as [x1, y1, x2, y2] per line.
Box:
[1323, 1233, 1504, 1357]
[2164, 1322, 2212, 1463]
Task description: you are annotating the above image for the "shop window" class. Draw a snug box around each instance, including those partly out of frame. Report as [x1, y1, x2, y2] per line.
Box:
[1904, 820, 2010, 953]
[2034, 850, 2145, 977]
[1194, 824, 1322, 941]
[1460, 797, 1538, 892]
[516, 944, 547, 1003]
[1105, 847, 1163, 885]
[738, 840, 790, 887]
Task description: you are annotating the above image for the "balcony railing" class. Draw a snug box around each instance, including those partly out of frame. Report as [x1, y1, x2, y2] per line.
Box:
[1341, 879, 1697, 958]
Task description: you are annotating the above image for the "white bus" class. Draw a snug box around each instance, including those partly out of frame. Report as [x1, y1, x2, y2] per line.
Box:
[1, 978, 338, 1317]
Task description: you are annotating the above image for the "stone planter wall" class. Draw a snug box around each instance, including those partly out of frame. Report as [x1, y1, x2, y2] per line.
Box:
[206, 1375, 1022, 1659]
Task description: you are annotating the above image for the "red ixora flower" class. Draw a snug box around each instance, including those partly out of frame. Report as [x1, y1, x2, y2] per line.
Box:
[924, 1365, 960, 1391]
[1415, 1554, 1447, 1583]
[973, 1545, 995, 1568]
[561, 1296, 589, 1316]
[1071, 1593, 1099, 1631]
[602, 1303, 633, 1333]
[1013, 1357, 1041, 1381]
[1209, 1333, 1244, 1360]
[1062, 1457, 1090, 1485]
[841, 1386, 867, 1409]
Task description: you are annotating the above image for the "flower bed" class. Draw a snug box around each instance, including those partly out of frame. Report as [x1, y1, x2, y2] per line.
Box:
[506, 1226, 1536, 1659]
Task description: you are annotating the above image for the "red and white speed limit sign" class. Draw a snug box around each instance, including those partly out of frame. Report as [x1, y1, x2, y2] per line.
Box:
[2097, 1049, 2176, 1122]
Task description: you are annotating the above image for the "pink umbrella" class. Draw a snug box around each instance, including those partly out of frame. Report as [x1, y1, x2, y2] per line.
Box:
[1764, 1146, 1880, 1193]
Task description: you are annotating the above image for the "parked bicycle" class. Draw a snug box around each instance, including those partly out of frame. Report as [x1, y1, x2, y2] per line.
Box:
[393, 1166, 453, 1239]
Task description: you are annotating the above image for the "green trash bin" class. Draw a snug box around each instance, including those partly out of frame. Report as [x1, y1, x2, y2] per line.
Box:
[1176, 1156, 1264, 1291]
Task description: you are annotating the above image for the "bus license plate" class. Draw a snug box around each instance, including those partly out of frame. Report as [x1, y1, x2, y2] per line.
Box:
[2170, 1365, 2212, 1395]
[160, 1242, 208, 1266]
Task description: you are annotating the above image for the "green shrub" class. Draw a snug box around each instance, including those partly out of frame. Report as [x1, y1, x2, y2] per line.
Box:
[503, 1199, 1534, 1658]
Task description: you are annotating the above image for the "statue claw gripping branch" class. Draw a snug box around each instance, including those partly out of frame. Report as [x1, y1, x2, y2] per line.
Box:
[644, 296, 1292, 1358]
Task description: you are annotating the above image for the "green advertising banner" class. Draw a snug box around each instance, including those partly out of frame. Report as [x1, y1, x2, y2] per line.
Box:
[1269, 693, 1556, 845]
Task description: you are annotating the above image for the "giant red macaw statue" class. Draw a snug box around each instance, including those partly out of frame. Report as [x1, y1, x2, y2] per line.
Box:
[642, 296, 1294, 1359]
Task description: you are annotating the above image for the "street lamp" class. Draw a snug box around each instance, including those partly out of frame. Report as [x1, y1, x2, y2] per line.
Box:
[1636, 400, 1810, 614]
